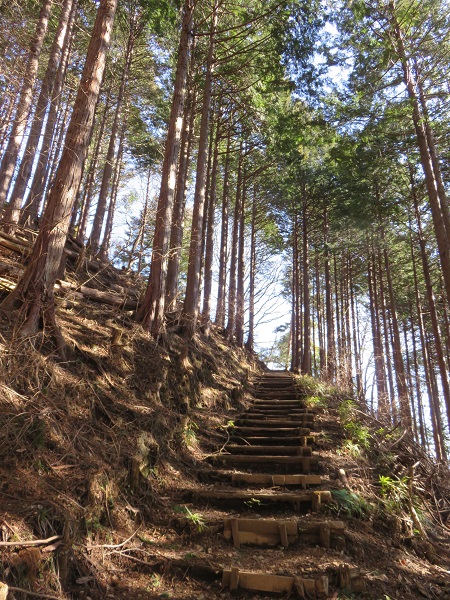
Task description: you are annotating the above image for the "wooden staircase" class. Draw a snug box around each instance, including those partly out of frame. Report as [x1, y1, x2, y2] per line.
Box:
[185, 370, 348, 597]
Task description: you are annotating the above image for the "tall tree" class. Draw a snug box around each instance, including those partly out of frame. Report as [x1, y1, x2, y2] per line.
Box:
[1, 0, 118, 358]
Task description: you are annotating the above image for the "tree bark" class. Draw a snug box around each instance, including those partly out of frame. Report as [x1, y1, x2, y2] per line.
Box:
[389, 0, 450, 305]
[20, 0, 78, 228]
[290, 210, 300, 373]
[0, 0, 53, 209]
[215, 128, 231, 328]
[98, 117, 126, 262]
[300, 191, 311, 375]
[235, 155, 246, 347]
[202, 116, 220, 335]
[182, 3, 217, 336]
[137, 0, 194, 334]
[88, 12, 139, 255]
[245, 188, 257, 352]
[324, 208, 335, 382]
[165, 63, 196, 310]
[225, 140, 243, 341]
[1, 0, 117, 359]
[3, 0, 74, 232]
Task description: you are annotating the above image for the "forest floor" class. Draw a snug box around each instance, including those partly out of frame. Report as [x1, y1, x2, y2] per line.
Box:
[0, 239, 450, 600]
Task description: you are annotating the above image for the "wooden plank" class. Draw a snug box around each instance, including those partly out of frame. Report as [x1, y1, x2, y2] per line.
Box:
[211, 454, 318, 465]
[224, 445, 312, 456]
[231, 473, 322, 486]
[234, 426, 311, 436]
[230, 519, 240, 549]
[222, 570, 328, 595]
[223, 518, 345, 548]
[195, 490, 332, 505]
[236, 418, 314, 427]
[224, 519, 297, 536]
[230, 566, 239, 591]
[230, 435, 314, 446]
[279, 523, 289, 547]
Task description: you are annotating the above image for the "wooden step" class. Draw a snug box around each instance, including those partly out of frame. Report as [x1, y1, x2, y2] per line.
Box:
[192, 489, 332, 511]
[197, 471, 322, 488]
[230, 435, 314, 446]
[243, 412, 314, 420]
[230, 473, 322, 487]
[223, 517, 345, 549]
[246, 406, 307, 413]
[222, 568, 328, 595]
[236, 418, 314, 427]
[234, 426, 311, 436]
[209, 454, 318, 473]
[224, 444, 312, 456]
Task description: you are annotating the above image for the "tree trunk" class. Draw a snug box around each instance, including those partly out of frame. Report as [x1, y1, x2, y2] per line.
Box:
[300, 192, 311, 375]
[382, 235, 412, 428]
[76, 93, 111, 242]
[367, 245, 389, 417]
[324, 208, 335, 381]
[411, 172, 450, 430]
[235, 156, 246, 347]
[98, 117, 126, 262]
[182, 3, 217, 337]
[410, 224, 445, 459]
[165, 64, 196, 310]
[245, 188, 257, 352]
[1, 0, 117, 359]
[137, 0, 194, 334]
[376, 245, 397, 420]
[3, 0, 74, 232]
[215, 129, 231, 328]
[88, 15, 138, 255]
[0, 0, 53, 209]
[290, 210, 300, 373]
[225, 140, 243, 341]
[389, 0, 450, 305]
[20, 0, 77, 227]
[202, 116, 220, 335]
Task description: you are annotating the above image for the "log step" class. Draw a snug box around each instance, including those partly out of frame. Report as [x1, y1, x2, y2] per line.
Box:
[192, 489, 331, 511]
[230, 473, 322, 487]
[224, 444, 312, 456]
[230, 435, 315, 446]
[252, 399, 302, 405]
[210, 453, 318, 470]
[222, 568, 328, 596]
[234, 426, 311, 436]
[242, 413, 314, 421]
[236, 418, 315, 427]
[223, 517, 345, 549]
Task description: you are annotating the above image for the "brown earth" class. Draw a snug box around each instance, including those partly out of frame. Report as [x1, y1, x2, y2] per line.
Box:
[0, 236, 450, 600]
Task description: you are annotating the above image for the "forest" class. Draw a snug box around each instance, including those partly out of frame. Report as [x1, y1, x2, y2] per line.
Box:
[1, 0, 450, 596]
[1, 0, 448, 458]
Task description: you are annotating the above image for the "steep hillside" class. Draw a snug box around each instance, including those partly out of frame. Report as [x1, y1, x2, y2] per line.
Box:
[0, 246, 450, 600]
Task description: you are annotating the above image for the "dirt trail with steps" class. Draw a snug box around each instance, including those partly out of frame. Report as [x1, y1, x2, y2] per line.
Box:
[180, 371, 359, 599]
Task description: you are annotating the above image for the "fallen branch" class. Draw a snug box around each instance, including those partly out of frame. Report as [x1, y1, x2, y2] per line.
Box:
[7, 587, 64, 599]
[0, 535, 62, 547]
[81, 528, 140, 549]
[55, 279, 137, 310]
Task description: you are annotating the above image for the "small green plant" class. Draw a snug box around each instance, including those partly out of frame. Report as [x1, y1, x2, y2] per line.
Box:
[331, 489, 371, 518]
[244, 497, 262, 508]
[379, 475, 409, 513]
[183, 420, 198, 446]
[305, 395, 327, 408]
[339, 439, 363, 458]
[173, 505, 207, 532]
[148, 573, 163, 589]
[344, 421, 371, 449]
[338, 399, 357, 423]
